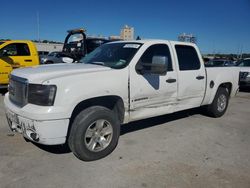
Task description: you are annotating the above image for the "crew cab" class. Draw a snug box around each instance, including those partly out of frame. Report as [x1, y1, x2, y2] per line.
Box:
[0, 40, 39, 88]
[4, 40, 239, 161]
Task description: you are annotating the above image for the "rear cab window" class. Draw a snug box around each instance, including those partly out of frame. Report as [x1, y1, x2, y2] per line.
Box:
[175, 45, 201, 71]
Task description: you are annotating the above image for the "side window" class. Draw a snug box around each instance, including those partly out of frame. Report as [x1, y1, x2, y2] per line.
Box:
[16, 43, 30, 56]
[137, 44, 173, 71]
[175, 45, 200, 71]
[0, 43, 30, 56]
[0, 44, 17, 56]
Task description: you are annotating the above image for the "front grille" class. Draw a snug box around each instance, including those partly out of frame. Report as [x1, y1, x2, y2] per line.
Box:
[9, 75, 28, 107]
[239, 72, 249, 79]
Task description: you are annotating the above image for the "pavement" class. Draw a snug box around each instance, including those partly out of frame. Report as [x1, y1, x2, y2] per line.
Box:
[0, 90, 250, 188]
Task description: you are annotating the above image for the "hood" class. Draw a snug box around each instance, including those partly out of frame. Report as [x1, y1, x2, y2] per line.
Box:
[11, 63, 111, 83]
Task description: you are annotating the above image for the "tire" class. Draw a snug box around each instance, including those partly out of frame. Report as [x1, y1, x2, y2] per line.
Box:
[205, 87, 229, 118]
[45, 61, 53, 64]
[68, 106, 120, 161]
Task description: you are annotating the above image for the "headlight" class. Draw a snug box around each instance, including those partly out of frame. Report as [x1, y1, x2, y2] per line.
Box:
[41, 58, 47, 63]
[28, 84, 57, 106]
[247, 73, 250, 78]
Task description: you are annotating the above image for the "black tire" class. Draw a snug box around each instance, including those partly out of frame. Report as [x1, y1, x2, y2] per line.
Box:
[205, 87, 229, 118]
[45, 61, 53, 64]
[68, 106, 120, 161]
[23, 136, 30, 143]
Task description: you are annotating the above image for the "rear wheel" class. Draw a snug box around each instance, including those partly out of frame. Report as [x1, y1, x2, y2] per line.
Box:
[205, 87, 229, 118]
[68, 106, 120, 161]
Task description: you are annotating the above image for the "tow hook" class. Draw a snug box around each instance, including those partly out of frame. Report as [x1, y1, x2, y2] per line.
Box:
[30, 133, 39, 142]
[26, 129, 39, 142]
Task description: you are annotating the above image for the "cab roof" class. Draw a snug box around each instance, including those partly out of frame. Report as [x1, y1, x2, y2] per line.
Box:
[109, 39, 197, 47]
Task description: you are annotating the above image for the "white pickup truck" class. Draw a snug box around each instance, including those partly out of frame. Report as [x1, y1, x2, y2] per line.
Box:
[4, 40, 239, 161]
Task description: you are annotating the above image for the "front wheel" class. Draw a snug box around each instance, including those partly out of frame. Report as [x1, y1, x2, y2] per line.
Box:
[205, 87, 229, 118]
[68, 106, 120, 161]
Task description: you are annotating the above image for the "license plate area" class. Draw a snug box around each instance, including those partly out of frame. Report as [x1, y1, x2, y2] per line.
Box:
[6, 110, 34, 133]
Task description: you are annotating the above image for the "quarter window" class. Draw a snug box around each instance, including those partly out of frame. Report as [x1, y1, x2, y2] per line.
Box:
[175, 45, 200, 71]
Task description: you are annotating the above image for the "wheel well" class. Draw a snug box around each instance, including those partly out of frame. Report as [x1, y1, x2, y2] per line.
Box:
[70, 96, 125, 124]
[218, 82, 232, 95]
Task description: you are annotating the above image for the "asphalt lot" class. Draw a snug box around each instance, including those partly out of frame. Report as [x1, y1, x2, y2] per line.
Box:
[0, 90, 250, 188]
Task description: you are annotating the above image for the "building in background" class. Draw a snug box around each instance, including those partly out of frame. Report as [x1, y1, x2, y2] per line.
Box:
[35, 42, 63, 53]
[120, 25, 134, 40]
[178, 33, 197, 43]
[109, 35, 121, 40]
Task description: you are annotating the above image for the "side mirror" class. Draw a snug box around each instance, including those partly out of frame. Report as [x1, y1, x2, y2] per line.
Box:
[136, 55, 168, 75]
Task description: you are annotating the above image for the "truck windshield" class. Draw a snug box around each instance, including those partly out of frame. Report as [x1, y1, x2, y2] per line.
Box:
[80, 42, 142, 69]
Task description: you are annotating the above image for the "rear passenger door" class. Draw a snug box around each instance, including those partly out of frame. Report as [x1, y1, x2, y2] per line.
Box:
[173, 44, 206, 110]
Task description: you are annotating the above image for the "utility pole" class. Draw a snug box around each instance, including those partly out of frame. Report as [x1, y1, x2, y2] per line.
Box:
[238, 44, 243, 59]
[37, 11, 40, 42]
[240, 45, 243, 59]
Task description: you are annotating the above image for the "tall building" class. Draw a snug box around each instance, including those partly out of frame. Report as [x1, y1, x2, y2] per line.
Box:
[120, 25, 134, 40]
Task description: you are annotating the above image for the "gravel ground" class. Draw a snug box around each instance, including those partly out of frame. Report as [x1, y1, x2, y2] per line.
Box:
[0, 90, 250, 188]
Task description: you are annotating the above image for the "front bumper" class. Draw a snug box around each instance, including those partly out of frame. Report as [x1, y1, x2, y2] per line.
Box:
[4, 95, 69, 145]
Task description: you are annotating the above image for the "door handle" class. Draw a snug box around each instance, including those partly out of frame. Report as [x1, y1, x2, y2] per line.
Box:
[24, 59, 32, 62]
[196, 76, 205, 80]
[166, 78, 176, 83]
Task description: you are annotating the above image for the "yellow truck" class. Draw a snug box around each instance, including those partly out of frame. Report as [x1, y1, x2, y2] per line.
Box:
[0, 40, 39, 88]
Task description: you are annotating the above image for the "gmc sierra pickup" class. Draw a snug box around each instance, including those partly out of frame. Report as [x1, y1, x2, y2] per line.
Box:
[4, 40, 239, 161]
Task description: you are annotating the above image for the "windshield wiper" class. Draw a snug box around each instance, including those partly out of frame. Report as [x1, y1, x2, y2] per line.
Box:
[88, 62, 106, 66]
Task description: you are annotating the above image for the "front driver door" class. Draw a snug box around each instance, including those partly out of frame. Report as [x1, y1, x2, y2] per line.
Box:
[129, 43, 178, 121]
[0, 42, 33, 69]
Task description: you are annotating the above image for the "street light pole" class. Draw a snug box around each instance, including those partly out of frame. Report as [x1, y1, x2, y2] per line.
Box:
[37, 11, 40, 42]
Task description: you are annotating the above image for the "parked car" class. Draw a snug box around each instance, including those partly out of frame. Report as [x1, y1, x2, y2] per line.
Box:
[237, 58, 250, 88]
[205, 59, 235, 67]
[38, 51, 49, 63]
[41, 51, 63, 64]
[5, 40, 239, 161]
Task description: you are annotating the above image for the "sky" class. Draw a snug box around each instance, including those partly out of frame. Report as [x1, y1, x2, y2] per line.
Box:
[1, 0, 250, 54]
